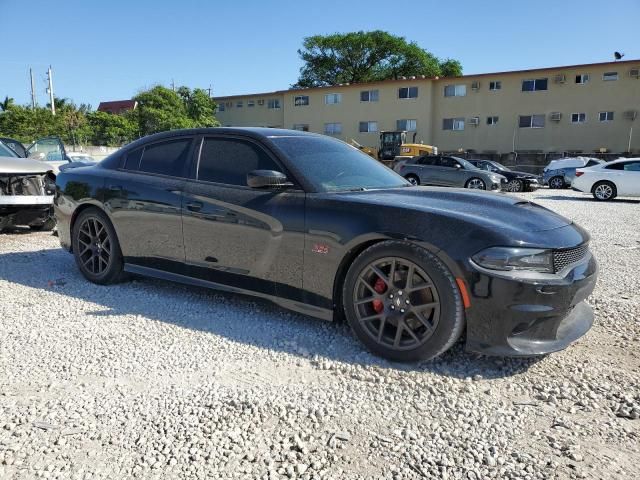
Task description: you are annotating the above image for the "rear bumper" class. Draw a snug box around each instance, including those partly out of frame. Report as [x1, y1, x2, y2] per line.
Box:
[464, 253, 597, 356]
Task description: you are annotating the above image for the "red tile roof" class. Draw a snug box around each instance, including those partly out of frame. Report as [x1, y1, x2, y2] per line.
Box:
[97, 100, 138, 113]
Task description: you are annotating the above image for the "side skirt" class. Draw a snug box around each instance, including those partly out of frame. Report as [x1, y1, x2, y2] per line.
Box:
[123, 263, 334, 322]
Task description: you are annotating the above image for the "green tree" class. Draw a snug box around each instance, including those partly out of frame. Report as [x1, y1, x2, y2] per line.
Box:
[0, 96, 15, 112]
[85, 111, 137, 146]
[294, 31, 462, 87]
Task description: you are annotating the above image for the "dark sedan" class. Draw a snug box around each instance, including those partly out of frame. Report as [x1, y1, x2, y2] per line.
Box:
[468, 159, 540, 192]
[54, 128, 597, 361]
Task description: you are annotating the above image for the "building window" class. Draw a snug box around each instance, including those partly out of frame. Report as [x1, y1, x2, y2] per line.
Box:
[359, 121, 378, 133]
[398, 86, 418, 99]
[521, 78, 548, 91]
[293, 124, 309, 131]
[571, 113, 587, 124]
[360, 90, 379, 102]
[599, 111, 614, 122]
[444, 85, 466, 97]
[489, 81, 502, 91]
[324, 122, 342, 135]
[487, 116, 499, 125]
[247, 100, 255, 107]
[575, 74, 590, 84]
[294, 95, 309, 106]
[603, 72, 618, 81]
[324, 93, 342, 105]
[236, 100, 243, 108]
[217, 103, 225, 112]
[443, 118, 465, 131]
[397, 119, 417, 131]
[519, 114, 545, 128]
[267, 99, 281, 109]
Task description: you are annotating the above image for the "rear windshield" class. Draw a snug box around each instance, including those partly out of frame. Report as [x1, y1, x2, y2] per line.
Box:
[271, 136, 409, 192]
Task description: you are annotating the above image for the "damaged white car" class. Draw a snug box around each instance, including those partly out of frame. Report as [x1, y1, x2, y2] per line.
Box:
[0, 142, 56, 231]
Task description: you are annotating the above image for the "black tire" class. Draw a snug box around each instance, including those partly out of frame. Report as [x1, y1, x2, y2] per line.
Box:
[342, 241, 465, 362]
[30, 216, 56, 231]
[548, 176, 565, 189]
[405, 174, 419, 186]
[72, 207, 125, 285]
[592, 181, 617, 201]
[465, 178, 486, 190]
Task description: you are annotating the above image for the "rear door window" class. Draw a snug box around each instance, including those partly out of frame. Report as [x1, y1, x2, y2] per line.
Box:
[136, 139, 192, 176]
[438, 157, 459, 168]
[197, 137, 281, 186]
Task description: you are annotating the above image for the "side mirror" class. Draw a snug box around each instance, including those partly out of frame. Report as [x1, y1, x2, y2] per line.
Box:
[247, 170, 293, 189]
[454, 163, 462, 169]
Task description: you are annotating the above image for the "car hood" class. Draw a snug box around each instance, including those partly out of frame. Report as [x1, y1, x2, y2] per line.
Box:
[0, 155, 52, 174]
[507, 170, 538, 179]
[335, 186, 572, 232]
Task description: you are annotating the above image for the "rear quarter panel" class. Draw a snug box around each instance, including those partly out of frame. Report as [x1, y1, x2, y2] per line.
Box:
[54, 167, 107, 250]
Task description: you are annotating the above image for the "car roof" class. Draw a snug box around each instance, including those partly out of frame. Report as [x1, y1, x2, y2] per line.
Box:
[120, 127, 322, 152]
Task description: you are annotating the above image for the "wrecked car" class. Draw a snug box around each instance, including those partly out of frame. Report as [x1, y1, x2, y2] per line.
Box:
[0, 144, 56, 231]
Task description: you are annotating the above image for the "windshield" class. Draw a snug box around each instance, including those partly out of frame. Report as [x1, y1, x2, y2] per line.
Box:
[271, 136, 410, 192]
[450, 156, 477, 170]
[0, 141, 19, 158]
[491, 161, 511, 172]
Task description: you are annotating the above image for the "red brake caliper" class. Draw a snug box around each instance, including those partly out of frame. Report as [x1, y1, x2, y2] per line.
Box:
[372, 277, 386, 313]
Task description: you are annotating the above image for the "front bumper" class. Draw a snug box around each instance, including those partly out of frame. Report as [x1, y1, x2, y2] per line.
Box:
[464, 252, 597, 356]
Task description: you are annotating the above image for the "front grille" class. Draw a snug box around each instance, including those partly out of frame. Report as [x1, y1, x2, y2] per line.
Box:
[553, 244, 588, 272]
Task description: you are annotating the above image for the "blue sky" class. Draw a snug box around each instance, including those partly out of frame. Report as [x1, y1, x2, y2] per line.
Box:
[1, 0, 638, 108]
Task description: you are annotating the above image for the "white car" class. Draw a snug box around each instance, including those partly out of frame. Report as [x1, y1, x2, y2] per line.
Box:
[572, 158, 640, 201]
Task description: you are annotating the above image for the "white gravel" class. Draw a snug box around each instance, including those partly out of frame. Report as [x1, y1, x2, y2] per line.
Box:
[1, 188, 639, 480]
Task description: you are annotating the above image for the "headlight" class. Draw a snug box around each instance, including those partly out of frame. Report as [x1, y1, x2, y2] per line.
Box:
[472, 247, 553, 273]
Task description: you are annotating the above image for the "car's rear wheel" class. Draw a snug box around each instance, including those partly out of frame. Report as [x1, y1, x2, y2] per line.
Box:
[405, 174, 419, 186]
[72, 208, 124, 284]
[592, 181, 616, 201]
[343, 241, 464, 362]
[549, 176, 565, 189]
[505, 179, 523, 192]
[465, 178, 486, 190]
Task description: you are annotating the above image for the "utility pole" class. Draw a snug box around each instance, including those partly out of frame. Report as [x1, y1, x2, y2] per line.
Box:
[46, 65, 55, 115]
[171, 79, 175, 92]
[207, 84, 212, 97]
[29, 68, 37, 108]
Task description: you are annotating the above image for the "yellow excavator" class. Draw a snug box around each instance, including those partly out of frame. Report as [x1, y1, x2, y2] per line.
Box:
[351, 131, 437, 168]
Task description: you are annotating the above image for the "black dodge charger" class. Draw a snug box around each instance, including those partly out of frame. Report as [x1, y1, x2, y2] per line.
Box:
[54, 128, 597, 361]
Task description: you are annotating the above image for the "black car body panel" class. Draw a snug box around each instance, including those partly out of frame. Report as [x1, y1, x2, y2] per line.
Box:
[55, 128, 597, 356]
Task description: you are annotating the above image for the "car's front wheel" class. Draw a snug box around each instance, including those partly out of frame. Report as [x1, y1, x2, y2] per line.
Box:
[548, 176, 565, 189]
[592, 181, 617, 201]
[72, 208, 125, 284]
[465, 178, 486, 190]
[505, 179, 523, 192]
[405, 174, 419, 186]
[343, 241, 465, 362]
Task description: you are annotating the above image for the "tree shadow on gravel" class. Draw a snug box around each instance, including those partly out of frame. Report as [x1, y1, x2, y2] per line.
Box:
[0, 246, 542, 379]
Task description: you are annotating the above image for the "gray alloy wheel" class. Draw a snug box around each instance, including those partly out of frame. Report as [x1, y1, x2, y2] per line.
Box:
[505, 179, 523, 192]
[72, 208, 125, 284]
[405, 175, 419, 186]
[466, 178, 486, 190]
[592, 181, 616, 201]
[549, 176, 565, 189]
[352, 256, 441, 351]
[342, 241, 465, 362]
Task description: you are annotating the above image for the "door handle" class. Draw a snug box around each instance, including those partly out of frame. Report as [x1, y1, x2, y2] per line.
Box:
[109, 185, 122, 191]
[186, 201, 203, 212]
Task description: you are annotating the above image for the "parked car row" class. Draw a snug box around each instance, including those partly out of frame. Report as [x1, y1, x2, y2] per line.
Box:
[394, 155, 540, 192]
[542, 157, 605, 189]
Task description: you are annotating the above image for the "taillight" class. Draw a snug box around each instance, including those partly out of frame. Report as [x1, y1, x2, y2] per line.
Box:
[575, 171, 584, 177]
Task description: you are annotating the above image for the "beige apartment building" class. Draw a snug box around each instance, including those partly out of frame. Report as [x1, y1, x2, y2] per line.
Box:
[214, 60, 640, 155]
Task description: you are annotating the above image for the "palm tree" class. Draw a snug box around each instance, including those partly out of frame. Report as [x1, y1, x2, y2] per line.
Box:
[0, 96, 15, 111]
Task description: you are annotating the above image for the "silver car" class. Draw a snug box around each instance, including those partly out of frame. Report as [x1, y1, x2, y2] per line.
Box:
[399, 155, 506, 191]
[0, 141, 56, 231]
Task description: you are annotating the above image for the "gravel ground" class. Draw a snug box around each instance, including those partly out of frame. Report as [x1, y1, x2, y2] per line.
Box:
[1, 188, 639, 480]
